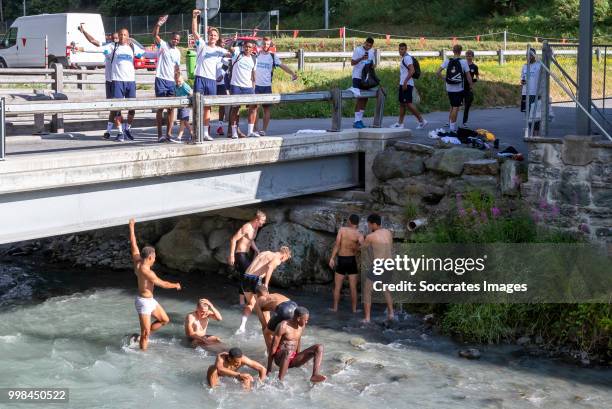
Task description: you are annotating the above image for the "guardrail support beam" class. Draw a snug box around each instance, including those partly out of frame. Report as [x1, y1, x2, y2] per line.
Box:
[0, 97, 5, 161]
[330, 87, 342, 132]
[297, 49, 305, 71]
[51, 63, 64, 133]
[193, 92, 203, 144]
[372, 87, 385, 128]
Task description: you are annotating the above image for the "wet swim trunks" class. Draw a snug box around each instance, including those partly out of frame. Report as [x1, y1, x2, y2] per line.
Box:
[235, 252, 252, 295]
[241, 273, 262, 294]
[335, 255, 358, 276]
[275, 346, 297, 364]
[267, 300, 298, 331]
[134, 296, 159, 315]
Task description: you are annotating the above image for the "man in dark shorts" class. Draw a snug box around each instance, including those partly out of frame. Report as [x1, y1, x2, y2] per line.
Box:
[229, 210, 266, 306]
[436, 44, 473, 135]
[351, 37, 374, 129]
[328, 214, 364, 313]
[391, 43, 427, 130]
[267, 307, 326, 383]
[462, 50, 479, 126]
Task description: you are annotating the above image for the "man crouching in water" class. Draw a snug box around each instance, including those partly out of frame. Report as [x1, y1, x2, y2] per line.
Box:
[184, 298, 223, 348]
[129, 219, 181, 351]
[267, 306, 326, 383]
[207, 347, 267, 390]
[253, 285, 295, 350]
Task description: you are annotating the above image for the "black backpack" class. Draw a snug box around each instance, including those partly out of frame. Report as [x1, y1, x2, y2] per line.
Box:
[401, 55, 421, 80]
[445, 58, 464, 85]
[360, 62, 380, 89]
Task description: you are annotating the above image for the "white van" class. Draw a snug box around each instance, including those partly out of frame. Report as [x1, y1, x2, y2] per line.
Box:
[0, 13, 106, 68]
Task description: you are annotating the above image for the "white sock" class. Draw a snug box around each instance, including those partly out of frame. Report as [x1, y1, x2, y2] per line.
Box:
[232, 125, 238, 137]
[358, 111, 364, 121]
[106, 122, 113, 132]
[450, 122, 457, 132]
[239, 315, 248, 331]
[203, 126, 209, 137]
[248, 124, 254, 134]
[354, 112, 360, 122]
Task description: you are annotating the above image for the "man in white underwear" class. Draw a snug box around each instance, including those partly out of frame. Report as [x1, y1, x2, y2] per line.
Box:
[129, 219, 181, 350]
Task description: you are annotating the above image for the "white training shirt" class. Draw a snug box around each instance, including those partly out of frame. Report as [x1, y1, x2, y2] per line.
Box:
[440, 58, 470, 92]
[100, 42, 144, 82]
[352, 45, 372, 79]
[521, 62, 543, 96]
[255, 52, 281, 87]
[194, 40, 227, 80]
[155, 39, 181, 82]
[230, 52, 256, 88]
[399, 54, 415, 86]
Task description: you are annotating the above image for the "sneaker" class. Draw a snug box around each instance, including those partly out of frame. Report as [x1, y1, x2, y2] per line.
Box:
[390, 122, 404, 128]
[124, 128, 134, 141]
[216, 126, 224, 135]
[353, 120, 365, 129]
[231, 134, 238, 139]
[416, 119, 428, 130]
[258, 130, 266, 136]
[158, 136, 170, 143]
[247, 132, 259, 138]
[203, 135, 214, 141]
[462, 123, 468, 128]
[115, 133, 125, 142]
[103, 131, 111, 139]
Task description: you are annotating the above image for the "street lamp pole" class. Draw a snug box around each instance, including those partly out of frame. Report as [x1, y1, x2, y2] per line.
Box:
[23, 0, 26, 16]
[324, 0, 329, 29]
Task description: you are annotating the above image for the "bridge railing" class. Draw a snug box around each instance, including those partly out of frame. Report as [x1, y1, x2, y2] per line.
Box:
[0, 87, 384, 160]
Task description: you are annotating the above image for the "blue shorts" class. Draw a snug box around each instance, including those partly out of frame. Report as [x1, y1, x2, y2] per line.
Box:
[230, 85, 254, 95]
[216, 84, 227, 95]
[111, 81, 136, 99]
[352, 78, 363, 89]
[177, 108, 191, 121]
[155, 78, 176, 97]
[398, 85, 414, 104]
[255, 85, 272, 94]
[194, 76, 217, 95]
[105, 81, 113, 98]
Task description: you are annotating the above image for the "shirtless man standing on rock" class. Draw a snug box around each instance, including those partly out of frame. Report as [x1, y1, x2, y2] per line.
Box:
[329, 214, 364, 313]
[253, 285, 297, 349]
[229, 210, 267, 306]
[184, 298, 223, 348]
[236, 247, 292, 334]
[362, 213, 395, 323]
[207, 347, 267, 390]
[267, 306, 326, 383]
[129, 219, 181, 351]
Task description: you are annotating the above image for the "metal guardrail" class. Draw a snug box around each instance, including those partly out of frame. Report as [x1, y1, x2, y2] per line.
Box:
[0, 87, 384, 156]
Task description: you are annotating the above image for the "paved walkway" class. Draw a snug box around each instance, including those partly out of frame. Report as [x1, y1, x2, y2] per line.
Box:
[4, 104, 611, 157]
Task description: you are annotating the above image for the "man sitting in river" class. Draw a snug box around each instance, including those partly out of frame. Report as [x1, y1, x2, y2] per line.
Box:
[253, 285, 296, 349]
[236, 247, 292, 334]
[267, 306, 326, 383]
[207, 347, 267, 390]
[184, 298, 223, 348]
[129, 219, 181, 351]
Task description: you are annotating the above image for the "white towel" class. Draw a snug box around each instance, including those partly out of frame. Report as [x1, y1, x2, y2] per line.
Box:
[295, 129, 328, 134]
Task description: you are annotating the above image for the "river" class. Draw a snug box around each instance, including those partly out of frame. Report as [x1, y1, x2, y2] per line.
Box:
[0, 259, 610, 409]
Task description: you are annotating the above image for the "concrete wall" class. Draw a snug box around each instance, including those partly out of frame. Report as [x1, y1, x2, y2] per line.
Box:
[522, 136, 612, 242]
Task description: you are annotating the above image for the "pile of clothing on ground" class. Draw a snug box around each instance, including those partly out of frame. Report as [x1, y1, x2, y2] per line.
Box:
[428, 127, 523, 161]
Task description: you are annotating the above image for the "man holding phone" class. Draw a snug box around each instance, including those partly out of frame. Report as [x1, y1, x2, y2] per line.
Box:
[351, 37, 375, 129]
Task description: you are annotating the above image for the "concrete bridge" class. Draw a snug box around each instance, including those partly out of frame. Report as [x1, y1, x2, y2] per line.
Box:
[0, 129, 407, 244]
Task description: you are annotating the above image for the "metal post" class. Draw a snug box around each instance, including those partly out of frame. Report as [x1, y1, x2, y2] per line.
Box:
[51, 63, 64, 133]
[330, 87, 342, 132]
[181, 13, 184, 35]
[374, 48, 381, 67]
[441, 49, 447, 63]
[324, 0, 329, 29]
[204, 0, 208, 43]
[44, 35, 48, 69]
[193, 92, 203, 143]
[342, 26, 346, 70]
[577, 0, 593, 135]
[77, 67, 85, 91]
[503, 30, 507, 57]
[524, 44, 531, 138]
[146, 15, 149, 34]
[0, 97, 5, 161]
[603, 46, 607, 111]
[595, 47, 601, 62]
[240, 12, 243, 31]
[542, 41, 551, 136]
[297, 49, 305, 71]
[373, 88, 385, 128]
[114, 16, 117, 32]
[22, 0, 25, 16]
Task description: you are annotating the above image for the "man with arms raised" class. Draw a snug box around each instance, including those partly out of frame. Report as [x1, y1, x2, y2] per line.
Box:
[236, 246, 292, 334]
[129, 219, 181, 350]
[253, 285, 296, 349]
[361, 213, 395, 323]
[229, 210, 266, 306]
[267, 307, 326, 383]
[207, 347, 266, 390]
[152, 15, 181, 142]
[329, 214, 363, 313]
[191, 9, 232, 141]
[184, 298, 223, 348]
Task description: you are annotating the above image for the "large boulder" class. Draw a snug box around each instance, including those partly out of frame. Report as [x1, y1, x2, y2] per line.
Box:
[255, 222, 334, 287]
[446, 175, 499, 197]
[156, 218, 220, 272]
[425, 148, 486, 176]
[393, 141, 435, 155]
[500, 160, 521, 196]
[208, 227, 234, 250]
[378, 174, 446, 206]
[463, 159, 500, 176]
[372, 148, 425, 181]
[289, 205, 341, 233]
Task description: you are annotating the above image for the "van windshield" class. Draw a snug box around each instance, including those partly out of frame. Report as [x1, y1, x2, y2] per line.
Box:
[2, 27, 17, 48]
